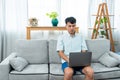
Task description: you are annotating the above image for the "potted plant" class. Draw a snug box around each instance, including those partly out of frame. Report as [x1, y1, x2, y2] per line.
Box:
[99, 29, 106, 38]
[46, 12, 59, 26]
[93, 28, 106, 38]
[95, 17, 108, 28]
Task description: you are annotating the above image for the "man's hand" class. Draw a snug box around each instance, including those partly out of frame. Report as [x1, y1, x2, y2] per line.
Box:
[81, 50, 87, 53]
[58, 50, 69, 62]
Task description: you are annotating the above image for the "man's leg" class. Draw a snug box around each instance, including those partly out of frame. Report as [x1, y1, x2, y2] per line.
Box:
[64, 67, 74, 80]
[62, 62, 74, 80]
[82, 66, 94, 80]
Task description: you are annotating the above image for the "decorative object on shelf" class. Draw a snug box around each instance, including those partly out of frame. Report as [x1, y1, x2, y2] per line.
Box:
[93, 28, 106, 38]
[28, 17, 38, 27]
[99, 29, 106, 38]
[46, 12, 58, 27]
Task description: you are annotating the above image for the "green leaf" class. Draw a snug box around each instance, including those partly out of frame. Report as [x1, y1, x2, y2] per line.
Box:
[93, 29, 96, 33]
[101, 31, 106, 36]
[46, 11, 58, 19]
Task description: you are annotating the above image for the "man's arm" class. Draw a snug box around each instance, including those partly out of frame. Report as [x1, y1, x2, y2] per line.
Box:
[81, 36, 88, 52]
[57, 35, 69, 62]
[58, 50, 69, 63]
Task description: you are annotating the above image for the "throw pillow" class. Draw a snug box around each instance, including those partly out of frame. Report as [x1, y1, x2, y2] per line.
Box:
[98, 52, 119, 67]
[9, 56, 29, 71]
[116, 52, 120, 55]
[109, 51, 120, 61]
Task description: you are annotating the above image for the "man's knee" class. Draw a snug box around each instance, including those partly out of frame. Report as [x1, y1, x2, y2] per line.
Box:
[82, 66, 94, 76]
[64, 67, 74, 76]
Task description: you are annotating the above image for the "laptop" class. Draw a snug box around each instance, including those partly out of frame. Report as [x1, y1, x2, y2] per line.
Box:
[69, 52, 92, 67]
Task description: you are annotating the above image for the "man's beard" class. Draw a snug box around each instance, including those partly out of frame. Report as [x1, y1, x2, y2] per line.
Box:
[70, 30, 75, 35]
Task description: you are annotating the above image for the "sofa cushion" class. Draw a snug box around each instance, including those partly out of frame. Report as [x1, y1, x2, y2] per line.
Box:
[10, 64, 48, 74]
[50, 63, 120, 79]
[50, 64, 89, 75]
[49, 40, 61, 63]
[50, 63, 120, 75]
[15, 39, 48, 64]
[86, 39, 110, 62]
[50, 64, 64, 75]
[9, 56, 29, 71]
[9, 74, 48, 80]
[98, 52, 120, 67]
[92, 63, 120, 79]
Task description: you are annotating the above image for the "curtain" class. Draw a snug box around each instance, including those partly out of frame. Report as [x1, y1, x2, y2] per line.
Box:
[114, 0, 120, 41]
[0, 0, 4, 62]
[60, 0, 89, 38]
[0, 0, 28, 62]
[114, 0, 120, 52]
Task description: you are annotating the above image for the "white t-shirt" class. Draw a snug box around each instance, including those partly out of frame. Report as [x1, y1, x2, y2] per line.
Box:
[57, 32, 88, 63]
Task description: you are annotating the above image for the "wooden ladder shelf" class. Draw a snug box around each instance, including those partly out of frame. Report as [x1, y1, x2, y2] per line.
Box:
[91, 3, 115, 52]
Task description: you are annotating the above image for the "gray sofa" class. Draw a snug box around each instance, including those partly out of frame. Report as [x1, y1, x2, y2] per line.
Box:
[0, 39, 120, 80]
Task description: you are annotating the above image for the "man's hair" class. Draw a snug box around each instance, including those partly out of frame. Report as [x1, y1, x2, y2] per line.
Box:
[65, 17, 76, 24]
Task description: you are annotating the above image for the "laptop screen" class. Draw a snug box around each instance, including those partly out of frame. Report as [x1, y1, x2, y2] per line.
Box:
[69, 52, 92, 67]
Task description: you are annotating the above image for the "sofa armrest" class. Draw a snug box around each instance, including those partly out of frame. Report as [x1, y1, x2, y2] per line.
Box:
[0, 52, 17, 80]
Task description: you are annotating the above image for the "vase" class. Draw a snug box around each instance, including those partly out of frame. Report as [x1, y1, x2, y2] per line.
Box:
[51, 19, 58, 27]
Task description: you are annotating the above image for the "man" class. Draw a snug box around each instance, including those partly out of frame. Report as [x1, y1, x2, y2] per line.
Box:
[57, 17, 94, 80]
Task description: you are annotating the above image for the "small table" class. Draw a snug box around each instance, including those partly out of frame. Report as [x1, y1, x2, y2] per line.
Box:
[26, 26, 79, 40]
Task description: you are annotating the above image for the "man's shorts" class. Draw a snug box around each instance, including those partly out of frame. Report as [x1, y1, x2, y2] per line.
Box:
[62, 62, 85, 74]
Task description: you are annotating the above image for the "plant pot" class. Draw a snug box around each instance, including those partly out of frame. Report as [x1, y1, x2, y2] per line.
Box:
[99, 35, 106, 39]
[51, 19, 58, 27]
[100, 24, 104, 29]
